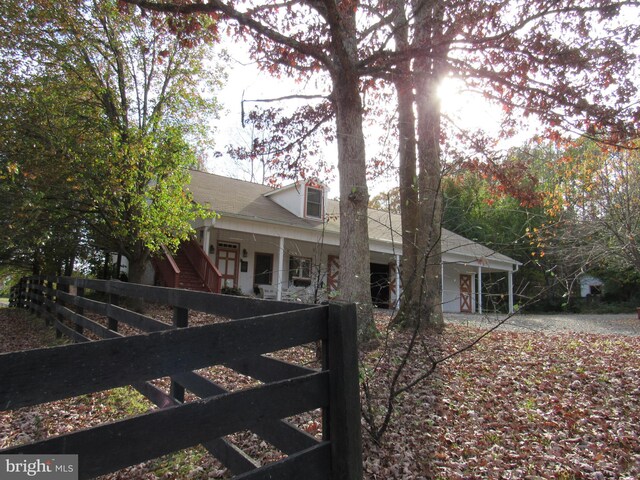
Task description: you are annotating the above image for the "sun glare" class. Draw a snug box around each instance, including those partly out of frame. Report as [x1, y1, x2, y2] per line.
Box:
[437, 77, 502, 132]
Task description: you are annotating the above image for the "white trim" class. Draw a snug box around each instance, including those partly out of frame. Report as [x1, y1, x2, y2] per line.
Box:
[202, 227, 211, 255]
[508, 270, 514, 313]
[477, 265, 483, 314]
[304, 185, 324, 220]
[395, 254, 401, 310]
[276, 237, 284, 301]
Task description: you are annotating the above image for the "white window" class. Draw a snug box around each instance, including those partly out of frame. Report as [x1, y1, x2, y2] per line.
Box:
[305, 186, 323, 219]
[289, 256, 312, 287]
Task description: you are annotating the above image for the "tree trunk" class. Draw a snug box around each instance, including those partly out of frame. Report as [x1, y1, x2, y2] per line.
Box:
[325, 4, 377, 342]
[393, 1, 445, 330]
[394, 77, 443, 329]
[125, 244, 151, 312]
[332, 70, 377, 342]
[127, 247, 151, 285]
[64, 254, 75, 277]
[102, 251, 110, 279]
[391, 2, 422, 329]
[414, 76, 444, 330]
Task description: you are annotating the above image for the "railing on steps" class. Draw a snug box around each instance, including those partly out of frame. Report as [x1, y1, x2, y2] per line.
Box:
[152, 239, 222, 293]
[151, 245, 181, 288]
[181, 237, 222, 293]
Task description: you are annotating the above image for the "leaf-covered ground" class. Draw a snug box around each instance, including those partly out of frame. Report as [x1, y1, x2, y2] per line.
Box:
[361, 319, 640, 480]
[435, 329, 640, 479]
[2, 308, 639, 479]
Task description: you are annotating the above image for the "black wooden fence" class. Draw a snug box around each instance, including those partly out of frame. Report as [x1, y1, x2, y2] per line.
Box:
[2, 276, 362, 479]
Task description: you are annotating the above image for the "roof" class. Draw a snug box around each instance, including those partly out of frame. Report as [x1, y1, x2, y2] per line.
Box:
[187, 170, 520, 267]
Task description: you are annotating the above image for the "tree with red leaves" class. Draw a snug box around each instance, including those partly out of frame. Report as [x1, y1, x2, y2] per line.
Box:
[380, 0, 639, 330]
[121, 0, 381, 340]
[121, 0, 639, 337]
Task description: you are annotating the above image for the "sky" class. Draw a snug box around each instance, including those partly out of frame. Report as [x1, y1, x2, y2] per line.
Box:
[206, 40, 536, 198]
[206, 45, 317, 181]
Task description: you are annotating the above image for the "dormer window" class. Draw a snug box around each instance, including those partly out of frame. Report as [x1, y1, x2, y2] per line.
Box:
[264, 179, 327, 220]
[305, 185, 323, 219]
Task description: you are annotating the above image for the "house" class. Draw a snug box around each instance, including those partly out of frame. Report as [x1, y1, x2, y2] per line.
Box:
[179, 170, 521, 313]
[580, 275, 604, 298]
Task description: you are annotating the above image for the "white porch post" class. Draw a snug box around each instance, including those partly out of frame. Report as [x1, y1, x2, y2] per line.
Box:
[508, 270, 514, 313]
[441, 262, 444, 305]
[276, 236, 285, 301]
[202, 227, 211, 255]
[395, 254, 401, 310]
[477, 265, 483, 314]
[200, 217, 214, 257]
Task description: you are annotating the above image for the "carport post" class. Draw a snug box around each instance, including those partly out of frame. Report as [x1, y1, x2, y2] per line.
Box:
[276, 236, 284, 301]
[477, 265, 483, 314]
[508, 271, 514, 313]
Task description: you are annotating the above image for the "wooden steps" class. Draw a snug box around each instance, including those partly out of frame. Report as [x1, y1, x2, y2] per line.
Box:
[174, 250, 209, 292]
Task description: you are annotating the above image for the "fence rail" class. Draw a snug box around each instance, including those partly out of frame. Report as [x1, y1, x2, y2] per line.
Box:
[2, 276, 362, 480]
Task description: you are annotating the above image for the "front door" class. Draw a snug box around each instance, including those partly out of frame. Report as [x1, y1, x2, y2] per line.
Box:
[216, 242, 239, 288]
[460, 274, 472, 313]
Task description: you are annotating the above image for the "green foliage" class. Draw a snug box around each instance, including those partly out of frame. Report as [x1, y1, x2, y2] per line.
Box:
[442, 168, 551, 307]
[85, 126, 212, 254]
[0, 0, 223, 279]
[104, 386, 152, 417]
[0, 267, 27, 296]
[587, 267, 640, 306]
[444, 141, 640, 312]
[221, 286, 244, 296]
[148, 446, 210, 479]
[442, 171, 544, 264]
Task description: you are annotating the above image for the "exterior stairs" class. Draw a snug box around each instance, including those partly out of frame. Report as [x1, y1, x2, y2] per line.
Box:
[152, 239, 221, 293]
[173, 250, 209, 292]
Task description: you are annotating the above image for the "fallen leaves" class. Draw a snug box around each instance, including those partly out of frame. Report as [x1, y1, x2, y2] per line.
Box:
[0, 307, 321, 479]
[2, 307, 639, 479]
[361, 319, 640, 479]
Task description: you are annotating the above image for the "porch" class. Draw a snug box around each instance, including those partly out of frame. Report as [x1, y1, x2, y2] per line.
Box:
[195, 223, 400, 307]
[442, 261, 518, 314]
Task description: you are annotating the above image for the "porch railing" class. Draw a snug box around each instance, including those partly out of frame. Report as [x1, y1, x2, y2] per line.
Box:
[151, 245, 181, 288]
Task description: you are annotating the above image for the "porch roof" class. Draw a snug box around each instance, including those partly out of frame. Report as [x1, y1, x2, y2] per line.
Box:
[187, 170, 520, 269]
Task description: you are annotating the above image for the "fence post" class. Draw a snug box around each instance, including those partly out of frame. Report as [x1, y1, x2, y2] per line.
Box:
[21, 278, 27, 309]
[170, 306, 189, 403]
[17, 278, 25, 309]
[26, 277, 34, 314]
[54, 278, 68, 339]
[44, 278, 51, 315]
[15, 279, 22, 308]
[9, 285, 15, 307]
[44, 277, 56, 334]
[326, 303, 362, 480]
[24, 278, 30, 311]
[75, 285, 85, 335]
[35, 277, 44, 317]
[107, 281, 119, 332]
[35, 277, 43, 315]
[28, 277, 35, 312]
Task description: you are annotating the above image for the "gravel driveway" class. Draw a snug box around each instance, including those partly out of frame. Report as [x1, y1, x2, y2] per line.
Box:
[444, 311, 640, 336]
